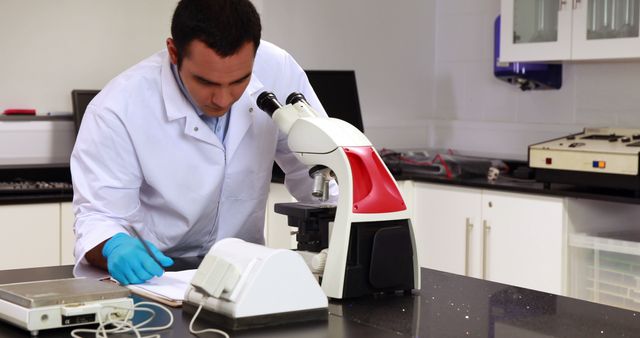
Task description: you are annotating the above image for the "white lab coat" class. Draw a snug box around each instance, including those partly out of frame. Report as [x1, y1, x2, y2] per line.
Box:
[71, 40, 327, 277]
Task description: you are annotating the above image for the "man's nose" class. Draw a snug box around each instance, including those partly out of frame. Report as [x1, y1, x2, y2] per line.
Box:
[211, 88, 233, 108]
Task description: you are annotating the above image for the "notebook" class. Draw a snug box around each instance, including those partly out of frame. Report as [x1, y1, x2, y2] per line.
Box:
[114, 269, 196, 307]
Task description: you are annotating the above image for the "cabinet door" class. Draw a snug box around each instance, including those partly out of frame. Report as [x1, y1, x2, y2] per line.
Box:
[0, 203, 60, 269]
[572, 0, 640, 59]
[482, 191, 565, 295]
[500, 0, 573, 61]
[265, 183, 297, 249]
[60, 202, 76, 265]
[413, 183, 482, 277]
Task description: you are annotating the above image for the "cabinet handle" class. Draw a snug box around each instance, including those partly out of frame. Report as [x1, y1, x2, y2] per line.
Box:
[573, 0, 581, 9]
[560, 0, 568, 10]
[465, 217, 473, 276]
[482, 220, 491, 279]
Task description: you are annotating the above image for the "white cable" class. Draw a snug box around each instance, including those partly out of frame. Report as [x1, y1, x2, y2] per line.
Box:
[69, 301, 174, 338]
[188, 302, 229, 338]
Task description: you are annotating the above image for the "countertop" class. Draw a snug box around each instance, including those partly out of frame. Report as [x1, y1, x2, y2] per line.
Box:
[398, 172, 640, 205]
[6, 159, 640, 206]
[0, 265, 638, 337]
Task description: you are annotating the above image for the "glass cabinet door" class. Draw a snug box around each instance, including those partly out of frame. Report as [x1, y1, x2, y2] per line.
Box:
[572, 0, 640, 59]
[500, 0, 573, 62]
[513, 0, 560, 44]
[586, 0, 639, 40]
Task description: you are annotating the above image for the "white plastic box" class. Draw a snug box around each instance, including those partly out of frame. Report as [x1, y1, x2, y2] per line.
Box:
[569, 231, 640, 312]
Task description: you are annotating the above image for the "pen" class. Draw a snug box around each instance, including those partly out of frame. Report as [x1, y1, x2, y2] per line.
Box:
[128, 226, 164, 268]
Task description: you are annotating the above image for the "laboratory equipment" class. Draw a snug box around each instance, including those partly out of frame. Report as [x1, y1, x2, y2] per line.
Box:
[0, 278, 133, 336]
[71, 89, 100, 133]
[256, 91, 420, 299]
[183, 238, 327, 330]
[529, 127, 640, 190]
[494, 15, 562, 91]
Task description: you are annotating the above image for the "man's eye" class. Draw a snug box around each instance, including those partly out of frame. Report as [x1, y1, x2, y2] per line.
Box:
[194, 77, 214, 86]
[231, 78, 250, 86]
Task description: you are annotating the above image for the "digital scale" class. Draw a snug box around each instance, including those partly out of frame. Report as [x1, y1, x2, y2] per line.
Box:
[529, 127, 640, 190]
[0, 278, 133, 336]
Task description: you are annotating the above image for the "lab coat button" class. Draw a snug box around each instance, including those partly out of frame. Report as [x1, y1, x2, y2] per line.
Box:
[194, 126, 199, 132]
[249, 108, 253, 112]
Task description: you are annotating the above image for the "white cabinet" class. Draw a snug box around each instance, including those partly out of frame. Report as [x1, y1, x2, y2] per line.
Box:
[482, 190, 565, 295]
[413, 182, 565, 295]
[60, 202, 76, 265]
[501, 0, 640, 61]
[0, 203, 60, 270]
[413, 183, 482, 276]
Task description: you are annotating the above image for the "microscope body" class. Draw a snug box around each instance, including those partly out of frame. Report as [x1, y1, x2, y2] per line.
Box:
[259, 93, 420, 299]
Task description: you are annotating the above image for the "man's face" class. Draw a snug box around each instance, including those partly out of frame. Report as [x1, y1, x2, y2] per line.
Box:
[167, 38, 255, 117]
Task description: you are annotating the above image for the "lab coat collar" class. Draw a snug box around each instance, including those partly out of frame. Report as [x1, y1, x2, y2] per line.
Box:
[160, 51, 220, 147]
[225, 73, 265, 161]
[160, 50, 266, 156]
[161, 50, 192, 122]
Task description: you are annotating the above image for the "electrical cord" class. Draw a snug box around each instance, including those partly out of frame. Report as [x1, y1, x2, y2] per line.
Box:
[188, 302, 229, 338]
[69, 301, 173, 338]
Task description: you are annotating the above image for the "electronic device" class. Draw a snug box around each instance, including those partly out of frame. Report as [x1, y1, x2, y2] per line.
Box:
[529, 127, 640, 190]
[71, 89, 100, 133]
[305, 70, 363, 132]
[183, 238, 328, 330]
[0, 278, 133, 336]
[0, 180, 73, 196]
[494, 16, 562, 91]
[257, 92, 420, 299]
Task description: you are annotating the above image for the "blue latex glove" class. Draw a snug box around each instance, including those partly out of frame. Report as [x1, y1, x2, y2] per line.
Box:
[102, 232, 174, 285]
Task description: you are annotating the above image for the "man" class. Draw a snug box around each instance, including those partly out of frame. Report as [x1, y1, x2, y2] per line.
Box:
[71, 0, 327, 285]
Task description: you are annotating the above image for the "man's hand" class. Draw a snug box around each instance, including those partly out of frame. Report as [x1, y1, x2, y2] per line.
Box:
[102, 233, 174, 285]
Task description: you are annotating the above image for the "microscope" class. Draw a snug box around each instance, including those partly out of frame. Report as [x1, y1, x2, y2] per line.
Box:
[257, 92, 420, 299]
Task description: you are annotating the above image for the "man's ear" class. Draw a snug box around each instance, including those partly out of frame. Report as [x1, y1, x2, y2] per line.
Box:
[166, 38, 178, 65]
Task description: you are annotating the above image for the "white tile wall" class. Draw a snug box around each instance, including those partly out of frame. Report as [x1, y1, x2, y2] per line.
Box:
[5, 0, 640, 163]
[0, 0, 178, 115]
[432, 0, 640, 158]
[261, 0, 437, 147]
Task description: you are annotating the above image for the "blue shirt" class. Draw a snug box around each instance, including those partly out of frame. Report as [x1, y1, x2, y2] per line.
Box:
[170, 64, 230, 143]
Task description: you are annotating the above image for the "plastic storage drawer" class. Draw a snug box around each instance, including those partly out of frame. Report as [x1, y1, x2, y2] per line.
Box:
[569, 231, 640, 312]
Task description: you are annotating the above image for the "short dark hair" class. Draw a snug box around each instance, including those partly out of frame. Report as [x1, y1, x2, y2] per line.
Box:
[171, 0, 261, 67]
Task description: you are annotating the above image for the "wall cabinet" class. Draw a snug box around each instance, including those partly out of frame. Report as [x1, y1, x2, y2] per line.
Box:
[501, 0, 640, 62]
[413, 182, 565, 295]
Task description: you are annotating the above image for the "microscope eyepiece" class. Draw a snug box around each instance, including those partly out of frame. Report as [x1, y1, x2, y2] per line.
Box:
[256, 91, 282, 116]
[286, 92, 308, 105]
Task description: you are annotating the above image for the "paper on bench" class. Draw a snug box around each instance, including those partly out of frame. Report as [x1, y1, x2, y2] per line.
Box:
[126, 269, 196, 307]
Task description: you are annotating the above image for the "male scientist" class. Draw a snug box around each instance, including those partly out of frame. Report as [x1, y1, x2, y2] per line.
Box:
[71, 0, 327, 285]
